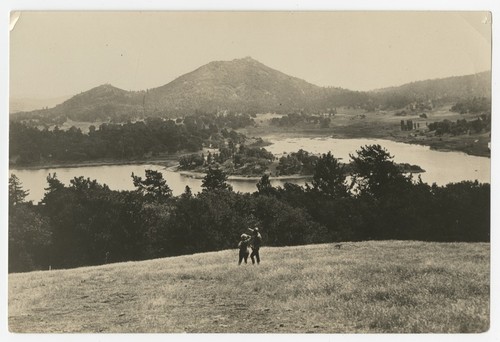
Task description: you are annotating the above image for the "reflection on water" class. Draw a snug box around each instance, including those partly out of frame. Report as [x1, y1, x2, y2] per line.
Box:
[11, 137, 490, 204]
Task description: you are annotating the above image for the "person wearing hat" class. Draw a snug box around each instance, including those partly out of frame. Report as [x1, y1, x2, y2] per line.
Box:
[238, 233, 251, 265]
[249, 227, 262, 265]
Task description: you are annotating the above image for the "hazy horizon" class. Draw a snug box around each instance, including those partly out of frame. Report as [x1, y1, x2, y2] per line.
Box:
[10, 11, 491, 99]
[10, 57, 492, 101]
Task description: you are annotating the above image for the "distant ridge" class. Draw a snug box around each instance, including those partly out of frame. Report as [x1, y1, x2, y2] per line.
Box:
[11, 58, 491, 122]
[372, 71, 491, 100]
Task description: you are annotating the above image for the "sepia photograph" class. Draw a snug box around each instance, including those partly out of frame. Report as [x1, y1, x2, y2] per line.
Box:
[4, 8, 495, 335]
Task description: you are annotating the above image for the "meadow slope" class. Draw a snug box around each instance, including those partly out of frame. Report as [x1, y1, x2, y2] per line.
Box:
[8, 241, 489, 333]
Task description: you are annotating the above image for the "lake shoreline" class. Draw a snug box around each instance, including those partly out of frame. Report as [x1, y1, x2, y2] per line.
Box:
[174, 165, 424, 181]
[9, 156, 180, 171]
[176, 168, 313, 181]
[11, 135, 489, 204]
[239, 124, 491, 158]
[9, 134, 488, 173]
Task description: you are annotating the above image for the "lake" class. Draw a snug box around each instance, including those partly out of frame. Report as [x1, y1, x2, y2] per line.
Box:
[10, 137, 490, 203]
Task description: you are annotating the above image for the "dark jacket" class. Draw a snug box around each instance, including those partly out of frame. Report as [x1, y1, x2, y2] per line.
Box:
[251, 233, 262, 249]
[238, 238, 250, 252]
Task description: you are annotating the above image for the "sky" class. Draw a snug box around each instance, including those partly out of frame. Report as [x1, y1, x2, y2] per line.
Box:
[10, 11, 492, 99]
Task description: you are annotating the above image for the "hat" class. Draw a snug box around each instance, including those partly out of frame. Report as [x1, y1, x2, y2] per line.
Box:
[241, 234, 249, 239]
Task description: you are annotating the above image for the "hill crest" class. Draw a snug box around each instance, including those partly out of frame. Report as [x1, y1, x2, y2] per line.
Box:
[11, 57, 491, 121]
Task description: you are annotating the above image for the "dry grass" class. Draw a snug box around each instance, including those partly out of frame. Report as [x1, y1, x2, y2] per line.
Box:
[8, 241, 489, 333]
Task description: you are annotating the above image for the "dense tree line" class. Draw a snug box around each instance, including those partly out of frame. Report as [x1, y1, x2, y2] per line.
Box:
[277, 149, 318, 175]
[179, 144, 275, 176]
[450, 97, 491, 114]
[276, 149, 423, 176]
[9, 145, 490, 273]
[270, 113, 332, 127]
[9, 118, 252, 165]
[428, 116, 491, 136]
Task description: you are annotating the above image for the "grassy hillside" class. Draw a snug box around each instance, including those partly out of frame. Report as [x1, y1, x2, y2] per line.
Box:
[8, 241, 489, 333]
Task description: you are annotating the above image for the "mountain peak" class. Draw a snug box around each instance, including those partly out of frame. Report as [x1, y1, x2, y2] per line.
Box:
[233, 56, 258, 63]
[92, 84, 122, 91]
[77, 84, 129, 97]
[204, 56, 261, 69]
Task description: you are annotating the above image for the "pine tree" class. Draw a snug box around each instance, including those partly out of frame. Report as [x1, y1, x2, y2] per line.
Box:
[9, 174, 29, 206]
[311, 152, 348, 198]
[132, 170, 172, 202]
[201, 167, 233, 192]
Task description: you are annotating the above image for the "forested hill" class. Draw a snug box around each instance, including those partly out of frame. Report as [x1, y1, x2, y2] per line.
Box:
[10, 57, 491, 123]
[143, 57, 334, 115]
[11, 57, 344, 122]
[371, 71, 491, 105]
[12, 84, 145, 123]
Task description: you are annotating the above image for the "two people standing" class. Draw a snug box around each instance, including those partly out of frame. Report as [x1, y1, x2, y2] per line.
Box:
[238, 227, 262, 265]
